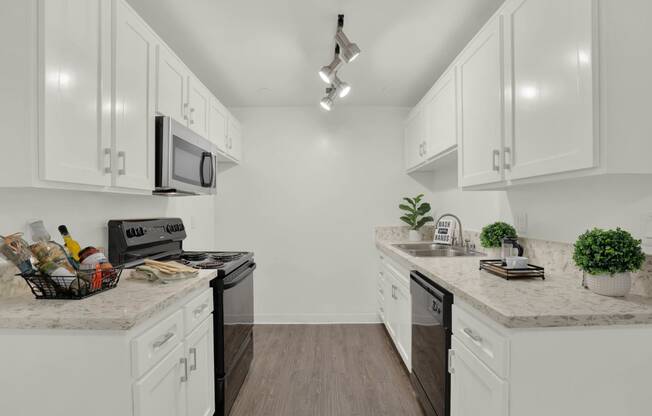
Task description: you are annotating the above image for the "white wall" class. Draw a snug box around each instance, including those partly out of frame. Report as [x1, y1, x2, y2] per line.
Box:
[214, 106, 503, 323]
[0, 188, 216, 254]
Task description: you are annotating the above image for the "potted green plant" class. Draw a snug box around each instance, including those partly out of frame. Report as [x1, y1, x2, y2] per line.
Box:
[573, 228, 646, 297]
[399, 194, 433, 242]
[480, 222, 517, 258]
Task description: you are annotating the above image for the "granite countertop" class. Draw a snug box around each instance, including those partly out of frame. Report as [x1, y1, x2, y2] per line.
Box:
[376, 238, 652, 329]
[0, 269, 216, 331]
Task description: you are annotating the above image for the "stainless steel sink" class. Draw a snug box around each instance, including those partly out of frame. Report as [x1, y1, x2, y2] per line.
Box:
[392, 243, 485, 257]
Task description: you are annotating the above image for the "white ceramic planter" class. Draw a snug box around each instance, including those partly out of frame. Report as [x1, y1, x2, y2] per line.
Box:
[408, 230, 421, 242]
[585, 272, 632, 297]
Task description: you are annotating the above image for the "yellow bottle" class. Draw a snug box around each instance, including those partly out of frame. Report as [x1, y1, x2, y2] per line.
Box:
[58, 225, 81, 262]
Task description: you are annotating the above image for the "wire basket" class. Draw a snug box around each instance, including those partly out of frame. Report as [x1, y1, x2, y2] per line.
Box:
[20, 266, 123, 300]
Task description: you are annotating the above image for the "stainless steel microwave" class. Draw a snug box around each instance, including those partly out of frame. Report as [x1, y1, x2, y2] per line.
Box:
[154, 116, 217, 196]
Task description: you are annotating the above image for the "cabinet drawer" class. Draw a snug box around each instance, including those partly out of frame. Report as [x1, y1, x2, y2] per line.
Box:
[132, 309, 184, 379]
[452, 303, 509, 378]
[183, 288, 213, 335]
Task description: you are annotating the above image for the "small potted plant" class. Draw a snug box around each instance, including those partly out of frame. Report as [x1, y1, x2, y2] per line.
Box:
[573, 228, 646, 297]
[399, 194, 433, 242]
[480, 222, 517, 258]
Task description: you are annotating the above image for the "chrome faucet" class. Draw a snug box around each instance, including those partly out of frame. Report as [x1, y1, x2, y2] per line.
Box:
[434, 213, 465, 248]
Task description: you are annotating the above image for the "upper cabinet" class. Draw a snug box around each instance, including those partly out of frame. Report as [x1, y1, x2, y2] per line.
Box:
[457, 16, 504, 187]
[405, 67, 458, 172]
[405, 0, 652, 188]
[0, 0, 242, 193]
[187, 76, 210, 139]
[40, 0, 112, 187]
[502, 0, 596, 181]
[113, 0, 157, 191]
[156, 45, 190, 125]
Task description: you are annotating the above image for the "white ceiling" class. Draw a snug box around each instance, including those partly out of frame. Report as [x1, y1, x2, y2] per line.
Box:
[127, 0, 504, 107]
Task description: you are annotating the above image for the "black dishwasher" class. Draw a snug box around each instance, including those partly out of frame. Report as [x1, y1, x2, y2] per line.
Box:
[410, 271, 453, 416]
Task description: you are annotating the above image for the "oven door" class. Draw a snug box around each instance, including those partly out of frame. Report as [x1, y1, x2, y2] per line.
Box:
[222, 262, 255, 374]
[155, 116, 217, 195]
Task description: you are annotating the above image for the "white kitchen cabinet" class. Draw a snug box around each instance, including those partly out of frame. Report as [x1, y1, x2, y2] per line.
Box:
[185, 317, 215, 416]
[134, 343, 188, 416]
[187, 76, 211, 139]
[226, 114, 243, 162]
[378, 252, 411, 370]
[450, 337, 508, 416]
[404, 107, 426, 171]
[113, 0, 156, 190]
[156, 45, 190, 125]
[457, 15, 505, 187]
[40, 0, 112, 187]
[209, 96, 229, 153]
[423, 67, 457, 160]
[502, 0, 596, 180]
[392, 279, 411, 367]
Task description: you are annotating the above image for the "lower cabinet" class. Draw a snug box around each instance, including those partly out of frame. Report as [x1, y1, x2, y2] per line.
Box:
[134, 343, 188, 416]
[185, 318, 216, 416]
[377, 251, 412, 370]
[450, 337, 508, 416]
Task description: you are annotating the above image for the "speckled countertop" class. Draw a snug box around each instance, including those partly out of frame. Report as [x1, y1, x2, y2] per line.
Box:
[0, 269, 216, 331]
[376, 233, 652, 329]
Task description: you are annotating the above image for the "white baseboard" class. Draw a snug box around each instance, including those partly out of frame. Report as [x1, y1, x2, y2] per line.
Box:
[255, 313, 381, 324]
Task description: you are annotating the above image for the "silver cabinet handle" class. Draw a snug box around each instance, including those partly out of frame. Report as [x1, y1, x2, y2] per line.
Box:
[463, 327, 483, 343]
[183, 103, 189, 121]
[193, 303, 209, 316]
[492, 149, 500, 172]
[180, 357, 188, 382]
[504, 147, 512, 170]
[448, 349, 455, 374]
[103, 148, 112, 174]
[189, 107, 195, 124]
[418, 142, 423, 156]
[189, 347, 197, 372]
[153, 331, 174, 349]
[423, 141, 427, 156]
[117, 151, 126, 175]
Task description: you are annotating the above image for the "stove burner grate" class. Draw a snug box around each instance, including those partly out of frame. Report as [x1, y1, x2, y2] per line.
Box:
[210, 253, 244, 262]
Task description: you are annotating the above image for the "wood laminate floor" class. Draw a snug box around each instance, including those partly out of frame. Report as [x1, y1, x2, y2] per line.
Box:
[230, 324, 426, 416]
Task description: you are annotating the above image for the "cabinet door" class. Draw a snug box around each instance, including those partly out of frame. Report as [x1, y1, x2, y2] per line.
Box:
[503, 0, 596, 180]
[424, 67, 458, 159]
[41, 0, 111, 186]
[156, 45, 188, 124]
[404, 107, 425, 170]
[186, 317, 215, 416]
[133, 343, 188, 416]
[208, 96, 228, 152]
[187, 76, 210, 138]
[458, 16, 505, 187]
[384, 275, 397, 340]
[394, 282, 411, 369]
[450, 337, 508, 416]
[113, 0, 155, 190]
[227, 115, 243, 162]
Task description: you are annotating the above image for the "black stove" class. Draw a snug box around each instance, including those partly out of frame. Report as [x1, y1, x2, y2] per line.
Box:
[108, 218, 255, 416]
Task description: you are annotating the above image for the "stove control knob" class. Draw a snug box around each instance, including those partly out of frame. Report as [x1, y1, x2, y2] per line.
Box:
[179, 224, 185, 231]
[136, 227, 144, 236]
[166, 224, 173, 233]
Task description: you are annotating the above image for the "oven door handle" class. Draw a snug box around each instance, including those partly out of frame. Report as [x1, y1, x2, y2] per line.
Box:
[224, 263, 256, 289]
[200, 152, 214, 187]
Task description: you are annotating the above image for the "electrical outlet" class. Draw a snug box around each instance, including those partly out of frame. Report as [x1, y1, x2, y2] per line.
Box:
[515, 212, 528, 235]
[642, 214, 652, 248]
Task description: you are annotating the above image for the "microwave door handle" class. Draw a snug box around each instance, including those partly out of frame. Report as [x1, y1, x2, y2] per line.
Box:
[200, 152, 212, 187]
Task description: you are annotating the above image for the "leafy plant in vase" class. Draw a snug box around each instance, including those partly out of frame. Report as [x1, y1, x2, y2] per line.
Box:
[480, 222, 517, 258]
[573, 228, 645, 297]
[399, 194, 433, 242]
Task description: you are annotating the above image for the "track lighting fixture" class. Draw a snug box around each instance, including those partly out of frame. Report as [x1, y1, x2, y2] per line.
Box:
[332, 75, 351, 98]
[318, 14, 360, 110]
[335, 29, 361, 63]
[319, 55, 342, 84]
[320, 88, 336, 111]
